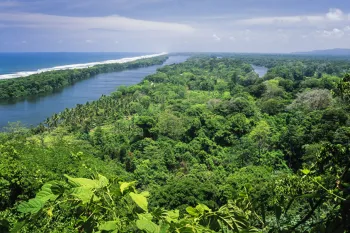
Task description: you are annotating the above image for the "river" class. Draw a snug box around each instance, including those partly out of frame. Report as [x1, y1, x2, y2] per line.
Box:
[252, 65, 268, 77]
[0, 56, 188, 129]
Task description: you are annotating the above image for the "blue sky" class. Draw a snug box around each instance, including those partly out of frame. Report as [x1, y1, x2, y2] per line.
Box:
[0, 0, 349, 52]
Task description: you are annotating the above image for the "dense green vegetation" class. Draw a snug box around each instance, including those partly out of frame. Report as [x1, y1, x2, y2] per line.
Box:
[1, 55, 350, 232]
[0, 56, 168, 100]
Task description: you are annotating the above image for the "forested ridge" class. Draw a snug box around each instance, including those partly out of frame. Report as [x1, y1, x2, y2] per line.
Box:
[1, 55, 350, 232]
[0, 55, 168, 100]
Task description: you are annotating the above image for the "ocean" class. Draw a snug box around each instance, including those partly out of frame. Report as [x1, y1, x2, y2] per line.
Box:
[0, 52, 150, 76]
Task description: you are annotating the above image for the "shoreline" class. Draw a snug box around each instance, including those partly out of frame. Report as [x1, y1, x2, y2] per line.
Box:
[0, 52, 167, 80]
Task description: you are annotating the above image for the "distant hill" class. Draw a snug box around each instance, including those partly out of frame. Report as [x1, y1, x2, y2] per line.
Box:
[292, 48, 350, 56]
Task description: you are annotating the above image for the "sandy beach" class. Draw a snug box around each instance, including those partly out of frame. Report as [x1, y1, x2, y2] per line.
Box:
[0, 52, 167, 80]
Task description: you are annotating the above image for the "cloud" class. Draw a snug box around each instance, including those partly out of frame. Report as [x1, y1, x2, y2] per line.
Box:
[234, 8, 349, 26]
[0, 12, 194, 33]
[85, 39, 93, 43]
[212, 34, 221, 41]
[326, 8, 345, 21]
[317, 28, 345, 38]
[235, 15, 323, 25]
[229, 36, 236, 41]
[115, 40, 119, 44]
[238, 29, 252, 41]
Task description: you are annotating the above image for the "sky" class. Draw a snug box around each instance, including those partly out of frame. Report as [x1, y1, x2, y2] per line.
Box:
[0, 0, 349, 53]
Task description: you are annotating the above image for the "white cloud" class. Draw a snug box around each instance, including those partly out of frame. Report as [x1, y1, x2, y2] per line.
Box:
[234, 8, 348, 26]
[115, 40, 119, 44]
[235, 15, 323, 25]
[212, 34, 221, 41]
[229, 36, 236, 41]
[85, 39, 93, 43]
[238, 29, 252, 41]
[317, 28, 345, 38]
[21, 40, 27, 44]
[326, 8, 344, 21]
[0, 12, 194, 33]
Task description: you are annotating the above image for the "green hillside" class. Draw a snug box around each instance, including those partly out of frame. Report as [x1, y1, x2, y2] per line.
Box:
[1, 55, 350, 232]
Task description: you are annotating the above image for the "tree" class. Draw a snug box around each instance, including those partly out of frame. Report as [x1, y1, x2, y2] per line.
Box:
[249, 120, 271, 157]
[135, 116, 156, 138]
[288, 89, 332, 112]
[260, 98, 286, 115]
[335, 73, 350, 103]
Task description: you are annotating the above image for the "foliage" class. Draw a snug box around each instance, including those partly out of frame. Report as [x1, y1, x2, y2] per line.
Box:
[1, 54, 350, 232]
[0, 56, 168, 100]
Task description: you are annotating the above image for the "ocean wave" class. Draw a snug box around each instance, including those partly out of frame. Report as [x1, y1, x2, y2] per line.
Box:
[0, 53, 167, 80]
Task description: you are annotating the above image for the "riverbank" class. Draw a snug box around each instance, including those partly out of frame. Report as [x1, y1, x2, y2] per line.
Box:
[0, 55, 168, 100]
[0, 56, 188, 128]
[0, 52, 167, 80]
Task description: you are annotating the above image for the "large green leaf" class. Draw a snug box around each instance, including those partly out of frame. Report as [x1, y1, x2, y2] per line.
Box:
[17, 182, 61, 215]
[214, 202, 250, 232]
[119, 181, 136, 194]
[164, 210, 179, 223]
[130, 192, 148, 212]
[159, 224, 170, 233]
[98, 221, 119, 232]
[136, 214, 159, 233]
[186, 206, 199, 217]
[64, 174, 98, 189]
[50, 183, 65, 196]
[71, 187, 99, 204]
[196, 203, 211, 214]
[17, 199, 44, 214]
[35, 183, 59, 202]
[97, 174, 109, 188]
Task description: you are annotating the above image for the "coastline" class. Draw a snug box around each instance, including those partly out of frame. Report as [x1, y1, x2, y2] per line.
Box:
[0, 52, 167, 80]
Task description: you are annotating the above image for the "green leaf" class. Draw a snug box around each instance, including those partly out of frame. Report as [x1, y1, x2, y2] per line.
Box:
[64, 174, 98, 189]
[71, 187, 99, 204]
[159, 224, 170, 233]
[119, 181, 136, 194]
[99, 221, 118, 231]
[51, 183, 65, 196]
[35, 183, 59, 202]
[136, 214, 159, 233]
[314, 176, 322, 182]
[97, 174, 109, 188]
[196, 203, 211, 214]
[17, 199, 44, 214]
[140, 191, 150, 197]
[186, 206, 199, 217]
[17, 182, 61, 215]
[164, 210, 179, 223]
[130, 192, 148, 212]
[301, 169, 310, 175]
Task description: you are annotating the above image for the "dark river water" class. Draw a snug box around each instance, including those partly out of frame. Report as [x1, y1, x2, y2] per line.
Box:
[252, 65, 268, 77]
[0, 56, 188, 129]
